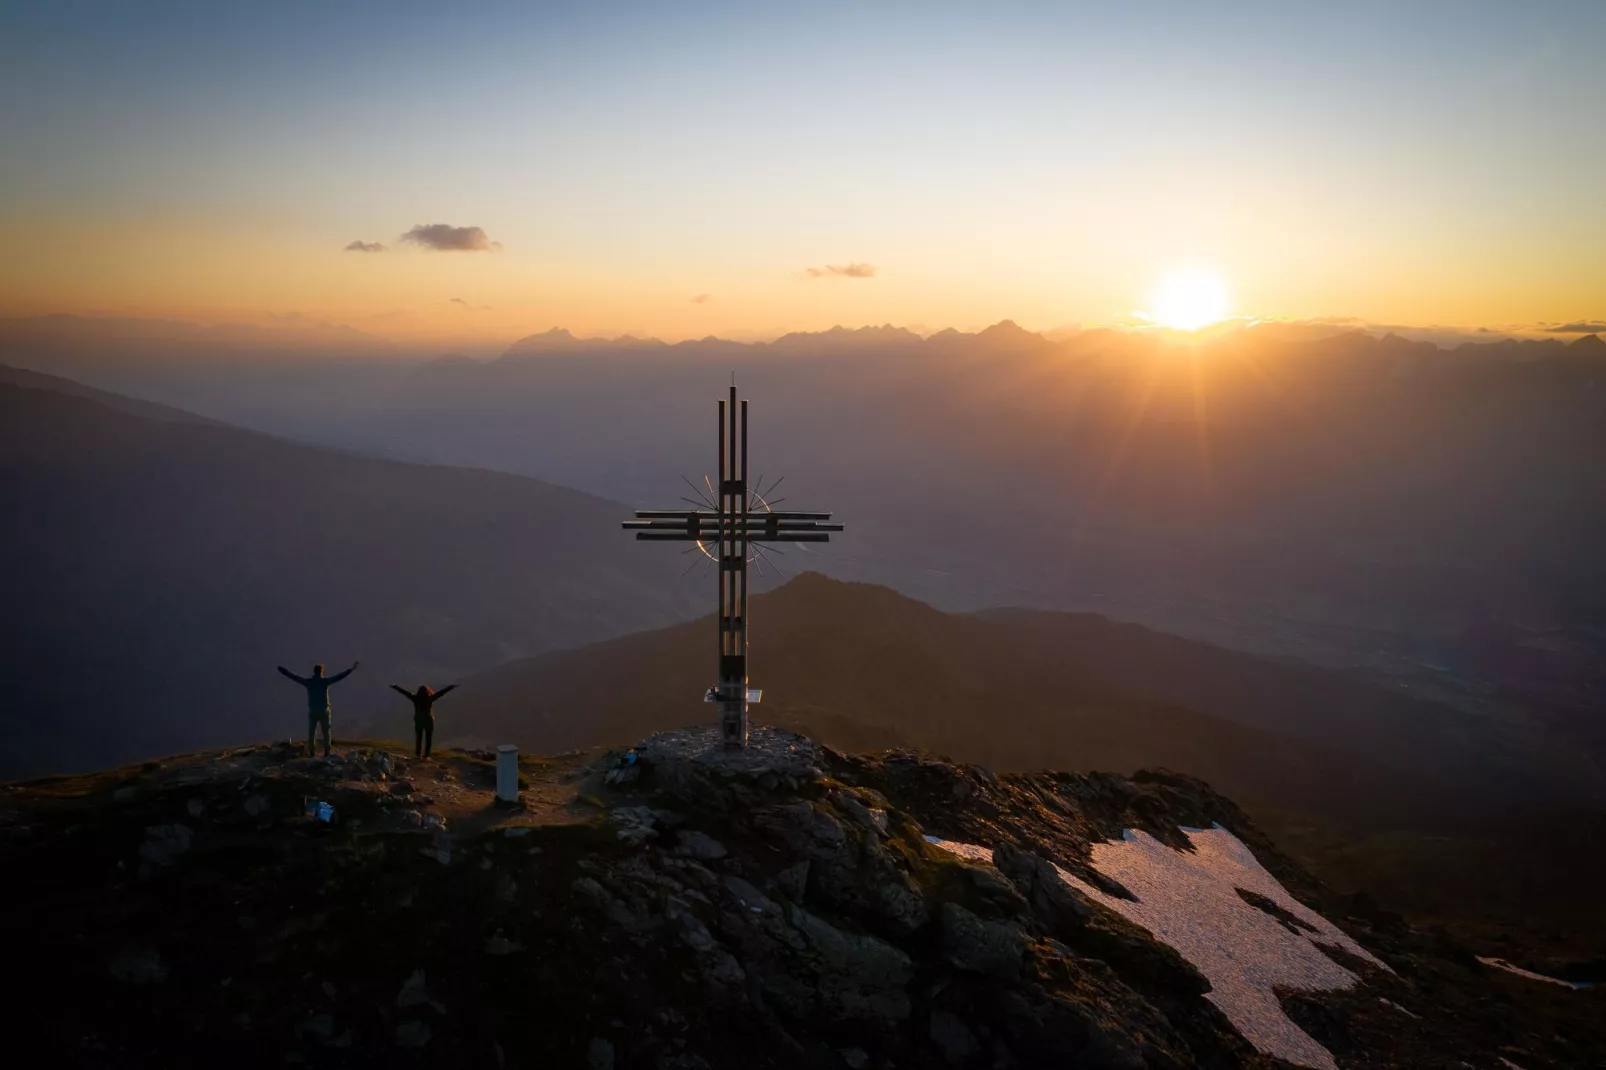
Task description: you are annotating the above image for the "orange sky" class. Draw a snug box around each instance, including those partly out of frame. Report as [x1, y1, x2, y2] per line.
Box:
[2, 4, 1602, 343]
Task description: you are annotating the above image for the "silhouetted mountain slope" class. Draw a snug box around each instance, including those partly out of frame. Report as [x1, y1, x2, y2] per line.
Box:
[445, 574, 1579, 828]
[0, 384, 697, 778]
[0, 362, 221, 425]
[7, 315, 1603, 718]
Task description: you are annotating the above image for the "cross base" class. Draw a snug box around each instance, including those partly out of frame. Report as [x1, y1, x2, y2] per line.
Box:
[719, 700, 748, 749]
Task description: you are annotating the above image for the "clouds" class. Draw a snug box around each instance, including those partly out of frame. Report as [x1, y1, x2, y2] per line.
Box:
[805, 262, 876, 279]
[400, 223, 502, 251]
[690, 293, 713, 304]
[343, 224, 502, 254]
[1542, 321, 1606, 334]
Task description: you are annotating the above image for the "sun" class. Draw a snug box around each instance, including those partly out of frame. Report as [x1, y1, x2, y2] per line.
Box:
[1148, 269, 1229, 330]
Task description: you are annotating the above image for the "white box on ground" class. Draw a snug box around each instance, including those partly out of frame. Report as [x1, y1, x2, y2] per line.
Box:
[495, 745, 519, 802]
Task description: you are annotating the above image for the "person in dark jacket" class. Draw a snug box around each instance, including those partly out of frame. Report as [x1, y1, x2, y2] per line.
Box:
[277, 662, 359, 757]
[389, 683, 458, 758]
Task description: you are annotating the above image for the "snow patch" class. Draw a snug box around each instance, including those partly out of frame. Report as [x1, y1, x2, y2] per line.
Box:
[923, 834, 993, 866]
[1478, 956, 1593, 990]
[924, 825, 1388, 1070]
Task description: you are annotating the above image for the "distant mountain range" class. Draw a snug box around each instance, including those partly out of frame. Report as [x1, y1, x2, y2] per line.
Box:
[0, 376, 699, 777]
[3, 315, 1602, 762]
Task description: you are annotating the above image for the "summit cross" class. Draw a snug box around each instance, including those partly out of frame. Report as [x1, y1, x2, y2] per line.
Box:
[622, 382, 842, 748]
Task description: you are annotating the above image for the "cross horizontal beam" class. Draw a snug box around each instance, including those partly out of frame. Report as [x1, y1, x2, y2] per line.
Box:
[632, 531, 834, 542]
[622, 519, 842, 532]
[631, 510, 835, 521]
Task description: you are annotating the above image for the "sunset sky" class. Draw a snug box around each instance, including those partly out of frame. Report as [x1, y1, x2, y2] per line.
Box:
[2, 1, 1602, 342]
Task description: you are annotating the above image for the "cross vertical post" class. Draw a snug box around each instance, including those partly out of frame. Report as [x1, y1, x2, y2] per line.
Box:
[622, 381, 842, 749]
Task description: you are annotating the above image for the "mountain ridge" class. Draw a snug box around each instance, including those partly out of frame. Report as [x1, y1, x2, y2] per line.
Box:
[440, 572, 1594, 825]
[2, 733, 1599, 1068]
[0, 382, 700, 777]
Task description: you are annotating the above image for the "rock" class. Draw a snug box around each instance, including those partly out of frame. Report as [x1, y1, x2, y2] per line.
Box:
[994, 843, 1091, 924]
[138, 824, 193, 868]
[587, 1037, 615, 1070]
[108, 945, 167, 984]
[503, 826, 532, 838]
[757, 801, 846, 852]
[674, 830, 728, 860]
[395, 1020, 432, 1048]
[604, 764, 641, 786]
[722, 874, 777, 915]
[611, 806, 659, 845]
[243, 794, 270, 817]
[860, 836, 930, 935]
[769, 906, 914, 1022]
[772, 861, 809, 902]
[300, 1013, 334, 1040]
[993, 844, 1208, 998]
[832, 791, 890, 836]
[839, 1048, 870, 1069]
[112, 786, 138, 802]
[572, 875, 655, 932]
[185, 798, 204, 817]
[396, 969, 445, 1014]
[485, 931, 524, 956]
[940, 902, 1027, 980]
[422, 834, 453, 865]
[665, 896, 747, 993]
[929, 1010, 979, 1063]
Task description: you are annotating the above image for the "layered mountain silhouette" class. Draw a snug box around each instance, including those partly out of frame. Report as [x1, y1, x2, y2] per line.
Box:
[14, 313, 1595, 741]
[0, 362, 221, 426]
[441, 573, 1593, 828]
[0, 381, 698, 777]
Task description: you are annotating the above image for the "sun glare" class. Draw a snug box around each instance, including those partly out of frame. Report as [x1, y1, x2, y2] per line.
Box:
[1148, 270, 1229, 330]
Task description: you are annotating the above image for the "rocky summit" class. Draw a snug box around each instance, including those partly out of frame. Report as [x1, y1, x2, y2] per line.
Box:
[2, 728, 1601, 1069]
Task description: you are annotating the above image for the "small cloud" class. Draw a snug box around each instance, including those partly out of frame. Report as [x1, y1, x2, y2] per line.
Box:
[344, 240, 386, 253]
[400, 223, 502, 252]
[690, 293, 713, 304]
[1542, 321, 1606, 334]
[449, 297, 468, 306]
[805, 262, 876, 279]
[446, 297, 492, 310]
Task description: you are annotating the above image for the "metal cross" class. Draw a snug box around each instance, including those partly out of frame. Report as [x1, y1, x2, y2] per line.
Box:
[622, 382, 842, 748]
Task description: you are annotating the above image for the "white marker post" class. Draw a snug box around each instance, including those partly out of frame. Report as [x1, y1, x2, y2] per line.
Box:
[495, 745, 519, 805]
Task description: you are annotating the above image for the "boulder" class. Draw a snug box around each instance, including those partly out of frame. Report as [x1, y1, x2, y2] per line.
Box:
[941, 902, 1028, 980]
[764, 906, 913, 1023]
[674, 830, 728, 860]
[930, 1009, 980, 1063]
[138, 824, 193, 868]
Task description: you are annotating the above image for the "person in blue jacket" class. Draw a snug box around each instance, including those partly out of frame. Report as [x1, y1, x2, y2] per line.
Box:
[277, 661, 359, 757]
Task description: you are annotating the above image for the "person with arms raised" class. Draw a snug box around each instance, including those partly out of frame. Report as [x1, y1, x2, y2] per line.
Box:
[277, 661, 359, 757]
[389, 683, 458, 759]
